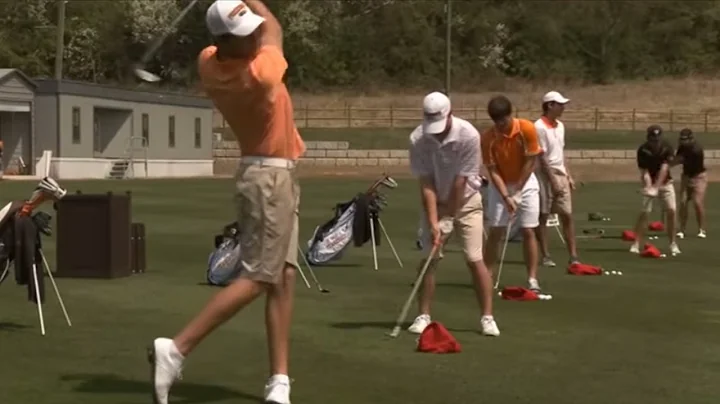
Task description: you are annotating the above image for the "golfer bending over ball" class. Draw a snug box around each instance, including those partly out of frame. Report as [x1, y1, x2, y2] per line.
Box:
[407, 91, 499, 337]
[630, 125, 681, 256]
[148, 2, 304, 404]
[482, 96, 544, 293]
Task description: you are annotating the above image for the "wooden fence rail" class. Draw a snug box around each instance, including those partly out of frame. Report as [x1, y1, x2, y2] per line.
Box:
[213, 107, 720, 132]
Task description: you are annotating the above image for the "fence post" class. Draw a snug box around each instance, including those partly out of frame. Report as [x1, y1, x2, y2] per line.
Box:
[346, 104, 351, 128]
[390, 105, 394, 128]
[705, 112, 709, 133]
[631, 109, 636, 131]
[304, 104, 309, 128]
[669, 109, 674, 131]
[594, 108, 599, 131]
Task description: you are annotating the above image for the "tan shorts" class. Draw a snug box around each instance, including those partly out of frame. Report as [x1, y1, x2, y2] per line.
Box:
[680, 172, 708, 201]
[235, 162, 300, 284]
[538, 170, 572, 215]
[642, 182, 676, 213]
[421, 192, 485, 262]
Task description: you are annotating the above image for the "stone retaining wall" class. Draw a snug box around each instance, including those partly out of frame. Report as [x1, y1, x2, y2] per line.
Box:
[213, 140, 720, 180]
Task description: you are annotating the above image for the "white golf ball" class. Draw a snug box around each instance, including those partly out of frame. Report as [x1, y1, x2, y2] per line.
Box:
[611, 270, 617, 275]
[497, 291, 502, 297]
[538, 295, 548, 300]
[546, 294, 553, 300]
[617, 271, 623, 275]
[660, 253, 667, 258]
[604, 270, 610, 275]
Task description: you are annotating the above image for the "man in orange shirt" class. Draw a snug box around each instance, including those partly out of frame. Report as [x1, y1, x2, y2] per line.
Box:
[148, 2, 305, 404]
[481, 96, 544, 293]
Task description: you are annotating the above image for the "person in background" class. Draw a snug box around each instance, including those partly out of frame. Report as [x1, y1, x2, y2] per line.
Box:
[533, 91, 580, 267]
[673, 128, 707, 239]
[630, 125, 681, 256]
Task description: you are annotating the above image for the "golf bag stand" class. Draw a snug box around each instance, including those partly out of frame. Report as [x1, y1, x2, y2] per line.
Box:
[369, 210, 403, 271]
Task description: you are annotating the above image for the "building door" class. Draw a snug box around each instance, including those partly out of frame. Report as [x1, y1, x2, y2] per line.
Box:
[93, 110, 101, 157]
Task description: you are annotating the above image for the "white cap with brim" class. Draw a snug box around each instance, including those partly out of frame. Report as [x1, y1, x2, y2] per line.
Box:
[206, 0, 266, 37]
[422, 92, 451, 134]
[542, 91, 570, 104]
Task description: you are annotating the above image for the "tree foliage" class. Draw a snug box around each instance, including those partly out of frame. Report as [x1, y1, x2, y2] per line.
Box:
[1, 0, 719, 91]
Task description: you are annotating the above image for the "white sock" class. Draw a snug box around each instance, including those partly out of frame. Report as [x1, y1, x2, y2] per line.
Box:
[481, 315, 494, 322]
[269, 374, 290, 384]
[168, 340, 185, 361]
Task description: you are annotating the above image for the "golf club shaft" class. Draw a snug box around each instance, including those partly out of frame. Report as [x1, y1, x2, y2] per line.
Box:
[140, 0, 200, 64]
[493, 218, 513, 290]
[389, 238, 444, 337]
[298, 246, 327, 292]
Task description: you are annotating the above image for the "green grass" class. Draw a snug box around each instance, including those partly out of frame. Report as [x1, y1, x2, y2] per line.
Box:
[1, 178, 720, 404]
[294, 127, 720, 150]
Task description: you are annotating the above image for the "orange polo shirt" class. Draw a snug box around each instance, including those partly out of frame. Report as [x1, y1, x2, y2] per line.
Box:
[481, 118, 542, 183]
[198, 45, 305, 160]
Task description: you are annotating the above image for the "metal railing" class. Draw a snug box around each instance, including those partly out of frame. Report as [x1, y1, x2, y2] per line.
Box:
[125, 136, 148, 179]
[214, 107, 720, 132]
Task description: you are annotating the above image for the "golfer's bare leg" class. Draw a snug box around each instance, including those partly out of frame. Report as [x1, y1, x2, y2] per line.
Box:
[417, 262, 436, 315]
[665, 208, 677, 244]
[484, 227, 504, 278]
[679, 198, 689, 233]
[173, 279, 266, 355]
[633, 211, 648, 247]
[534, 213, 551, 259]
[266, 265, 296, 376]
[522, 228, 539, 280]
[694, 194, 706, 231]
[467, 260, 493, 316]
[559, 212, 578, 258]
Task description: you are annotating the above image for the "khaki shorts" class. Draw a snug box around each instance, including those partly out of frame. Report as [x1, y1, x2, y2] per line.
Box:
[642, 182, 676, 213]
[235, 163, 300, 284]
[537, 170, 572, 215]
[421, 192, 485, 262]
[680, 172, 708, 201]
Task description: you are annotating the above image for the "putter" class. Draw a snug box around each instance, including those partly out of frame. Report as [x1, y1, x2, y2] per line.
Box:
[298, 246, 329, 293]
[133, 0, 200, 82]
[387, 221, 452, 338]
[493, 218, 514, 290]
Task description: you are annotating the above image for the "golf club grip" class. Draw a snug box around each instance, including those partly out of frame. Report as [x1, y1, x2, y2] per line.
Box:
[140, 0, 200, 64]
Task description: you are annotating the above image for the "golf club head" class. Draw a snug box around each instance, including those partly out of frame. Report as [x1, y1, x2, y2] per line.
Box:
[19, 177, 67, 217]
[387, 326, 401, 338]
[380, 175, 398, 189]
[134, 67, 161, 83]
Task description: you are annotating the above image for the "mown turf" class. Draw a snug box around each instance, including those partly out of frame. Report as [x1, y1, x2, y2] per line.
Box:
[296, 127, 720, 150]
[1, 178, 719, 404]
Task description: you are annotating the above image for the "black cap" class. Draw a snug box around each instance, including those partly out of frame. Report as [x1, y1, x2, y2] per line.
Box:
[679, 128, 693, 141]
[647, 125, 663, 137]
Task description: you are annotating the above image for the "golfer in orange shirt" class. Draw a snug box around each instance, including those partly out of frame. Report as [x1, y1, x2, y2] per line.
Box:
[481, 96, 544, 293]
[148, 2, 304, 404]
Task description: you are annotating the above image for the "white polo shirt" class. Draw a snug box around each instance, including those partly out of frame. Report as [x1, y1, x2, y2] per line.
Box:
[534, 116, 567, 175]
[409, 116, 481, 203]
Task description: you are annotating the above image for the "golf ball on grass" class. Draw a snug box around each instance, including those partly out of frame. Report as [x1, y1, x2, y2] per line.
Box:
[660, 253, 667, 258]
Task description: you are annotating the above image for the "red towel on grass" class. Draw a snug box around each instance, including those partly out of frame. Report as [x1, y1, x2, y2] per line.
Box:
[622, 230, 636, 241]
[648, 221, 664, 231]
[417, 322, 461, 354]
[567, 262, 602, 275]
[641, 243, 662, 258]
[500, 286, 539, 301]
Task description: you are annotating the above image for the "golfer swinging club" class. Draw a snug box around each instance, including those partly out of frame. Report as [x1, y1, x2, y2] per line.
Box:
[407, 91, 500, 337]
[534, 91, 580, 266]
[482, 95, 544, 293]
[149, 2, 305, 404]
[630, 125, 681, 256]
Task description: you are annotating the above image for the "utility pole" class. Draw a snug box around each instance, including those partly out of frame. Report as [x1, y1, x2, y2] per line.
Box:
[444, 0, 452, 95]
[54, 0, 67, 81]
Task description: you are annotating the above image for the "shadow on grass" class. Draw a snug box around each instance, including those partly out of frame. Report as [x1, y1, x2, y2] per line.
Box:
[330, 321, 403, 330]
[0, 322, 29, 332]
[60, 373, 263, 403]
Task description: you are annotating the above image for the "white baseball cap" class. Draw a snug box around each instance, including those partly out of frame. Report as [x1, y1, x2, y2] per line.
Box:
[542, 91, 570, 104]
[422, 92, 452, 134]
[206, 0, 265, 37]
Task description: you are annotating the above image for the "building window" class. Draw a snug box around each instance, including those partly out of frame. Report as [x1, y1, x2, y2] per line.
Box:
[168, 116, 175, 148]
[72, 107, 81, 144]
[142, 113, 149, 146]
[194, 117, 201, 148]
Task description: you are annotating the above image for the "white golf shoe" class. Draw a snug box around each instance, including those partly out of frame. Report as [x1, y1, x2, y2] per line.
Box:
[480, 316, 500, 337]
[670, 242, 681, 256]
[676, 232, 685, 240]
[148, 338, 184, 404]
[264, 374, 291, 404]
[698, 230, 707, 239]
[408, 314, 431, 334]
[630, 242, 640, 254]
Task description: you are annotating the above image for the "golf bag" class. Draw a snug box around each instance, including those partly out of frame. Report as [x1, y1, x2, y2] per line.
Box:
[0, 204, 55, 304]
[306, 175, 396, 265]
[206, 221, 242, 286]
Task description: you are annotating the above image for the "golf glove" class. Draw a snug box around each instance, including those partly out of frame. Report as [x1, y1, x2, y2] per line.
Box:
[438, 217, 454, 235]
